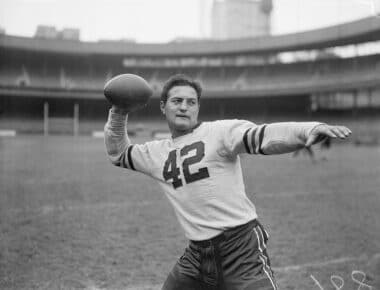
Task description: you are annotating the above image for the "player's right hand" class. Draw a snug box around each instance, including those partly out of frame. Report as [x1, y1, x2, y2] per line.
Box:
[104, 74, 152, 112]
[111, 105, 130, 115]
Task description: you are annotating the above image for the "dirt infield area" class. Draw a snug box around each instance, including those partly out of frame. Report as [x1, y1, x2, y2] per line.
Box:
[1, 135, 379, 290]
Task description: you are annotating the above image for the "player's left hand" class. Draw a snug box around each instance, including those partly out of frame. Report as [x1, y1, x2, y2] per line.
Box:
[305, 124, 352, 147]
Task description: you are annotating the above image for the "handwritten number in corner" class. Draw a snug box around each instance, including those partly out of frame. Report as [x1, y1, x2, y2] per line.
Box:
[352, 270, 373, 290]
[310, 270, 373, 290]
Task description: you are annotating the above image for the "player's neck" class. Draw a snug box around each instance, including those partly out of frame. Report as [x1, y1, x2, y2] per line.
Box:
[170, 122, 202, 139]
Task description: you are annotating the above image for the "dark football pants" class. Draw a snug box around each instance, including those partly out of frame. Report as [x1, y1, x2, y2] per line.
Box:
[161, 219, 278, 290]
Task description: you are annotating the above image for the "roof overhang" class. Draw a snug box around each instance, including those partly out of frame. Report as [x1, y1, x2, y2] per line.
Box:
[1, 17, 380, 56]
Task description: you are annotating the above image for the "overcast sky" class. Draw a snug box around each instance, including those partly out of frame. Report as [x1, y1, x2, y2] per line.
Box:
[0, 0, 379, 43]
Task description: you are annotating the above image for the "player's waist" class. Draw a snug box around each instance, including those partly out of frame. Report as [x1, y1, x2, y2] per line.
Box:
[189, 219, 259, 248]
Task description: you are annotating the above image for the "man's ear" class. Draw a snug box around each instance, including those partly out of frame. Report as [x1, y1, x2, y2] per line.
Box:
[160, 101, 165, 115]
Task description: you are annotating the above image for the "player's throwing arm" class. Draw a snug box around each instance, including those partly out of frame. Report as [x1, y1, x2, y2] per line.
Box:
[103, 74, 152, 163]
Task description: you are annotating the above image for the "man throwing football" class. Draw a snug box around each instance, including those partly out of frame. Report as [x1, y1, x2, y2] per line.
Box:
[104, 74, 351, 290]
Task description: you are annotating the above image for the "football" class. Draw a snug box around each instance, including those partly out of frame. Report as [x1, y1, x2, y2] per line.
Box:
[103, 74, 153, 111]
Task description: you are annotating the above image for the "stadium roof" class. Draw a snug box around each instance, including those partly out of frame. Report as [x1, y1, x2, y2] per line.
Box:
[1, 17, 380, 56]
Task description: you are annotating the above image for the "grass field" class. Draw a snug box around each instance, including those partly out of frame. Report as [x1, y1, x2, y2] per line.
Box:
[0, 135, 379, 290]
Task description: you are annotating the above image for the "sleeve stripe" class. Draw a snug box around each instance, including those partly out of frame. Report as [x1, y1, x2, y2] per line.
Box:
[113, 153, 124, 168]
[250, 127, 258, 154]
[258, 125, 267, 155]
[244, 127, 260, 154]
[121, 151, 128, 168]
[243, 128, 251, 154]
[127, 145, 136, 171]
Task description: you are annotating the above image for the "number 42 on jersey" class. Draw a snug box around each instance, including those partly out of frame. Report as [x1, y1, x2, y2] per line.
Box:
[162, 141, 210, 189]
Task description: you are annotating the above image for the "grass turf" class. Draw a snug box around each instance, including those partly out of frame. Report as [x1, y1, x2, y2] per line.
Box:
[0, 135, 379, 289]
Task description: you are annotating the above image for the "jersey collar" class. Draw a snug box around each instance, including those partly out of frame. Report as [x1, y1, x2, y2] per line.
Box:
[171, 122, 203, 140]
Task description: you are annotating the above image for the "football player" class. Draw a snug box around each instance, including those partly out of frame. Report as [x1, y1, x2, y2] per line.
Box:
[104, 74, 351, 290]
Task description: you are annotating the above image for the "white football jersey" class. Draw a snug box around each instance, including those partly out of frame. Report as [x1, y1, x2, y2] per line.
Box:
[114, 120, 266, 240]
[105, 110, 320, 240]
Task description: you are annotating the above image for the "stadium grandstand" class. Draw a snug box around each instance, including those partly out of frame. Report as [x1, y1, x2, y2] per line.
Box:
[0, 16, 379, 137]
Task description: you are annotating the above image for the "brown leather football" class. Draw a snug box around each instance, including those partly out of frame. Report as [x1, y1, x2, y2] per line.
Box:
[104, 74, 153, 111]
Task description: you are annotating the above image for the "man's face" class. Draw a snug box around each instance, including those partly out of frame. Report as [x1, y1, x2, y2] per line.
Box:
[160, 85, 200, 135]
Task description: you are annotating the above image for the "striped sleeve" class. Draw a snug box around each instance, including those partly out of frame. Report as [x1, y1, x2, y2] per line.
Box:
[243, 124, 268, 155]
[217, 119, 267, 156]
[113, 145, 136, 170]
[219, 120, 323, 156]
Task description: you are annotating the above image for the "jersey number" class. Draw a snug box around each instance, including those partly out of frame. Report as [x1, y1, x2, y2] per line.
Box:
[163, 141, 210, 189]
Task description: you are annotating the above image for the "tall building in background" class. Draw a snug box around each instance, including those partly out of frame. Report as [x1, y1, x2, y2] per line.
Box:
[199, 0, 209, 38]
[211, 0, 272, 39]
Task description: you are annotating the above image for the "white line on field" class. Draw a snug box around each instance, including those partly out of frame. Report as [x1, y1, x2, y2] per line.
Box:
[62, 200, 157, 211]
[124, 285, 162, 290]
[254, 191, 379, 198]
[4, 200, 159, 218]
[273, 253, 380, 273]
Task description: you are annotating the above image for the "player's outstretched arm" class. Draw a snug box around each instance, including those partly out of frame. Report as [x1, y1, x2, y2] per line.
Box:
[104, 105, 132, 167]
[259, 122, 351, 155]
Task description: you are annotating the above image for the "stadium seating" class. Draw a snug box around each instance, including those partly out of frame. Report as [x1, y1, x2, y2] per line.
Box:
[1, 28, 379, 136]
[1, 54, 378, 94]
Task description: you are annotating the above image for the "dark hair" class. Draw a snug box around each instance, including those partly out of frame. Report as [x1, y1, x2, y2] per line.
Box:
[160, 74, 202, 104]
